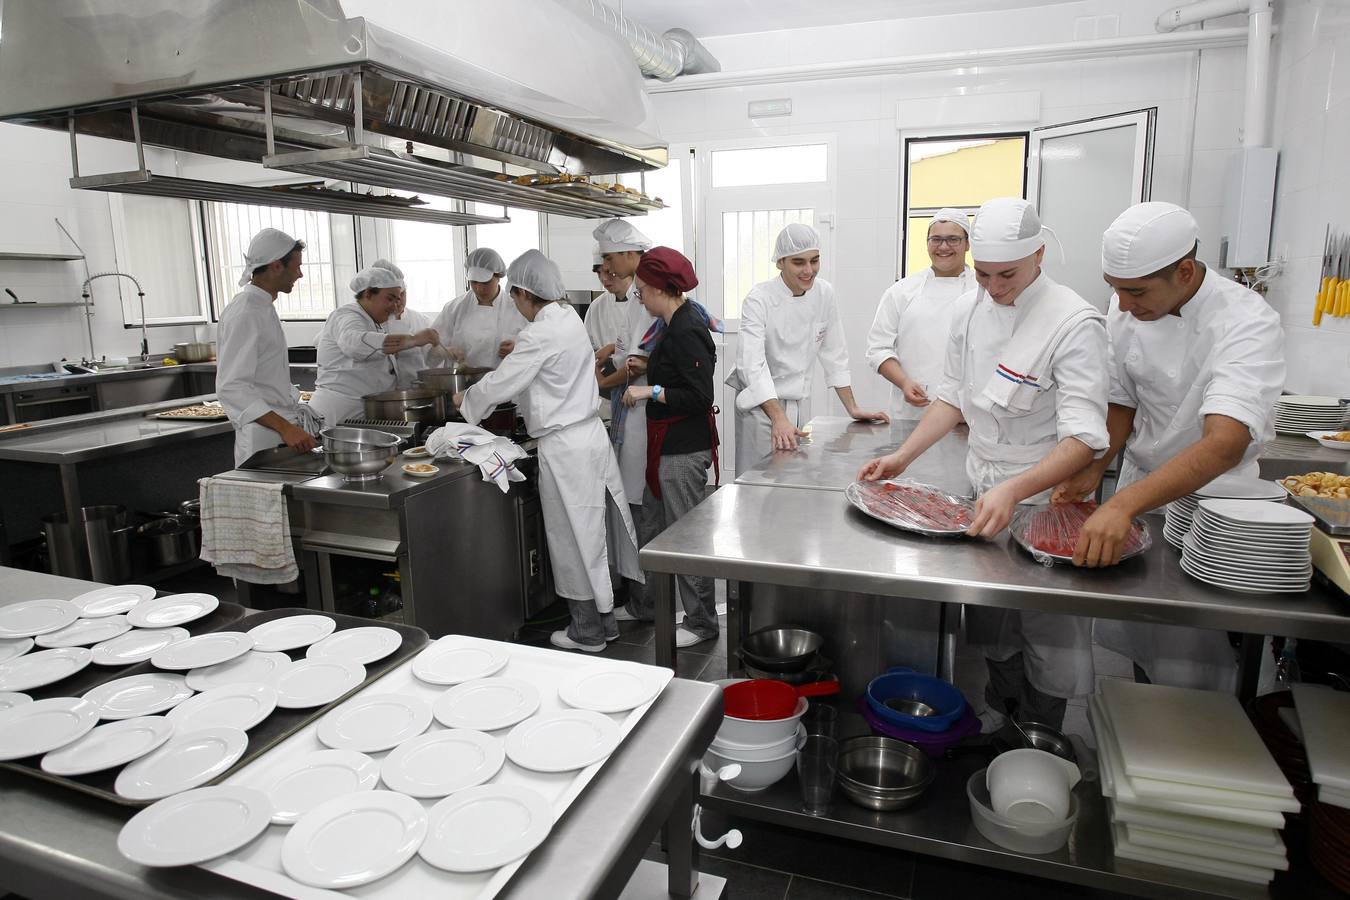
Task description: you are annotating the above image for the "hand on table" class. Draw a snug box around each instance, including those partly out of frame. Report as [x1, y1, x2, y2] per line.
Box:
[1071, 504, 1135, 568]
[967, 482, 1019, 538]
[771, 418, 809, 451]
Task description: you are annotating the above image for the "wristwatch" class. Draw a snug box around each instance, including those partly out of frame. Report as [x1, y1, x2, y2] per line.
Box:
[651, 385, 664, 401]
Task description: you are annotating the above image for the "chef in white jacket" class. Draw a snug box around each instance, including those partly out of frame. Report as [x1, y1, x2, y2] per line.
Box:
[454, 250, 642, 653]
[1053, 202, 1286, 692]
[431, 247, 527, 370]
[866, 209, 978, 418]
[731, 223, 889, 473]
[216, 228, 320, 465]
[373, 258, 434, 389]
[308, 267, 439, 426]
[584, 248, 629, 421]
[859, 198, 1110, 731]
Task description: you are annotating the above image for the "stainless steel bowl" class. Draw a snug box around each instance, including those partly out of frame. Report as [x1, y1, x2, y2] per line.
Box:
[320, 427, 400, 482]
[995, 721, 1077, 762]
[836, 736, 936, 811]
[884, 697, 937, 717]
[361, 389, 448, 425]
[173, 341, 214, 363]
[739, 625, 824, 673]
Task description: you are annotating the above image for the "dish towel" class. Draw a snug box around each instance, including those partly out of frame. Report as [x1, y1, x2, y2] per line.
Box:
[982, 288, 1103, 413]
[424, 424, 528, 493]
[198, 476, 298, 584]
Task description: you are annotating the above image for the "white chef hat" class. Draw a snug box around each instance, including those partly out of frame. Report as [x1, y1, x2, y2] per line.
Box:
[371, 258, 405, 280]
[349, 266, 403, 295]
[466, 247, 506, 283]
[1102, 202, 1199, 278]
[928, 208, 971, 236]
[773, 222, 821, 261]
[969, 198, 1047, 262]
[593, 219, 652, 254]
[508, 249, 565, 302]
[239, 228, 304, 286]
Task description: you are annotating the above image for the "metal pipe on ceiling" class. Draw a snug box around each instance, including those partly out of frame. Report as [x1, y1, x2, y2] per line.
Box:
[556, 0, 720, 81]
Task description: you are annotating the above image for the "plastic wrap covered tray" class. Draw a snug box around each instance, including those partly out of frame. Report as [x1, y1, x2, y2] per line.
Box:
[845, 479, 975, 536]
[1009, 501, 1151, 566]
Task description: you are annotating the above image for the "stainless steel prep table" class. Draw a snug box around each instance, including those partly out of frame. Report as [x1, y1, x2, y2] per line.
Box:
[0, 568, 722, 900]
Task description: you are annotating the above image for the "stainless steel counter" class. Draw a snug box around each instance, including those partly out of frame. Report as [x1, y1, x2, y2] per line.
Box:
[289, 460, 482, 510]
[0, 395, 230, 464]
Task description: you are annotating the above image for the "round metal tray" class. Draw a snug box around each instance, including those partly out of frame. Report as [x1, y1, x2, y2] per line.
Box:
[845, 479, 975, 537]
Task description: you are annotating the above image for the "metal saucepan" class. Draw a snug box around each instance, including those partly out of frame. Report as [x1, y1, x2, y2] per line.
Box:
[173, 341, 214, 363]
[136, 516, 199, 568]
[738, 625, 825, 673]
[417, 365, 492, 395]
[361, 389, 448, 425]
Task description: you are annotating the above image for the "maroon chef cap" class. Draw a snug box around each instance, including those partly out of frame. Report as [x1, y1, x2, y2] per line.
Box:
[635, 246, 699, 295]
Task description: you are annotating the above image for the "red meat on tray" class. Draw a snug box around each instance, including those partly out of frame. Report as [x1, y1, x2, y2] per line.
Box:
[847, 480, 975, 534]
[1012, 501, 1150, 563]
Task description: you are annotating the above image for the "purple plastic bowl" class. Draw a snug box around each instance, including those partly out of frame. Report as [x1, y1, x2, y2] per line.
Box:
[858, 697, 981, 757]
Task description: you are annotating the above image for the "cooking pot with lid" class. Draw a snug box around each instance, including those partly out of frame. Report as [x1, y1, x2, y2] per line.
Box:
[361, 389, 448, 425]
[417, 365, 492, 395]
[173, 341, 215, 363]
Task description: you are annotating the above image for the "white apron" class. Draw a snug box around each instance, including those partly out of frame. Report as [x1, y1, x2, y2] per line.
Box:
[306, 388, 364, 428]
[871, 269, 974, 420]
[732, 394, 808, 474]
[611, 290, 653, 501]
[537, 417, 642, 610]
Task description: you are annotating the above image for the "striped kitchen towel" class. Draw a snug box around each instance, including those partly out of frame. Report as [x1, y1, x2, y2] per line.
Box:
[198, 475, 298, 584]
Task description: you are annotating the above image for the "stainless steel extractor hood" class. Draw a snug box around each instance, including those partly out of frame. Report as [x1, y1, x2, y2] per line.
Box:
[0, 0, 670, 221]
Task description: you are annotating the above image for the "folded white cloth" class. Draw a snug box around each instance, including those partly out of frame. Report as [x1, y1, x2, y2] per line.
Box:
[982, 283, 1103, 413]
[424, 423, 528, 493]
[198, 476, 298, 584]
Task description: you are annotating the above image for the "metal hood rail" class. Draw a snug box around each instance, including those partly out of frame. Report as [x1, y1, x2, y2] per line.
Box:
[0, 0, 669, 220]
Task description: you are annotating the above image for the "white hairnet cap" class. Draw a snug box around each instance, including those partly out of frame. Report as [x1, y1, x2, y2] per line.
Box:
[239, 228, 303, 286]
[371, 258, 405, 280]
[507, 250, 565, 302]
[465, 247, 506, 283]
[929, 208, 971, 236]
[970, 198, 1046, 262]
[773, 223, 821, 261]
[593, 219, 652, 254]
[592, 246, 604, 268]
[349, 266, 404, 294]
[1102, 202, 1199, 278]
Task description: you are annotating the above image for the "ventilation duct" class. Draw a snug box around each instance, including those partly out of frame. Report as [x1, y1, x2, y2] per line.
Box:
[557, 0, 721, 81]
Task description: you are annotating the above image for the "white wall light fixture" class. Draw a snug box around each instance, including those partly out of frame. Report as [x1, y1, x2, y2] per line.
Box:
[747, 98, 793, 119]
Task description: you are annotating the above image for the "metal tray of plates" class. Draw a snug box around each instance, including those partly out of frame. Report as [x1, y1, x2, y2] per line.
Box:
[1009, 501, 1152, 566]
[0, 607, 427, 806]
[845, 478, 975, 536]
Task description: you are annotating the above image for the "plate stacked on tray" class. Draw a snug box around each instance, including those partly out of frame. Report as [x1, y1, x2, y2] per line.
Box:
[1162, 475, 1286, 549]
[1180, 498, 1314, 593]
[1273, 395, 1348, 436]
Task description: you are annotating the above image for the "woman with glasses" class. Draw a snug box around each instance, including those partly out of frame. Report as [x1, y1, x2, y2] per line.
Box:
[308, 266, 440, 427]
[454, 250, 641, 653]
[865, 209, 978, 419]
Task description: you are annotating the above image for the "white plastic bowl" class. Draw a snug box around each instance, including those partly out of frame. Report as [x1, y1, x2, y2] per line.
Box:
[704, 745, 797, 793]
[968, 769, 1078, 854]
[986, 748, 1080, 824]
[710, 724, 805, 761]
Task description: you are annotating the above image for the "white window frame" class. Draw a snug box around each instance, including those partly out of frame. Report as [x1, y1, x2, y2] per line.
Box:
[106, 193, 209, 326]
[1025, 109, 1155, 212]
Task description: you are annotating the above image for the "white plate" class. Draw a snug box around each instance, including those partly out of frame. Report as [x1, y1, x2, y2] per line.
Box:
[1180, 557, 1309, 594]
[412, 641, 509, 685]
[0, 598, 79, 638]
[379, 729, 505, 798]
[1196, 498, 1315, 528]
[246, 615, 336, 653]
[401, 463, 440, 478]
[558, 667, 665, 714]
[0, 646, 92, 692]
[68, 584, 155, 618]
[36, 614, 132, 649]
[259, 749, 381, 825]
[1192, 476, 1287, 501]
[115, 726, 249, 800]
[126, 593, 219, 628]
[0, 696, 100, 761]
[316, 693, 432, 753]
[90, 627, 190, 666]
[0, 637, 34, 663]
[1307, 431, 1350, 450]
[186, 651, 292, 692]
[0, 691, 32, 712]
[83, 672, 195, 719]
[118, 785, 272, 866]
[1279, 395, 1345, 407]
[42, 715, 175, 775]
[168, 682, 277, 732]
[419, 784, 553, 873]
[280, 791, 428, 889]
[305, 627, 402, 665]
[505, 709, 620, 773]
[433, 677, 540, 732]
[402, 446, 432, 459]
[273, 658, 366, 709]
[151, 632, 254, 670]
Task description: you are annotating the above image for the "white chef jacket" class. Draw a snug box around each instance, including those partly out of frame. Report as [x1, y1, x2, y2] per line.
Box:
[584, 290, 630, 353]
[309, 302, 397, 426]
[610, 282, 656, 502]
[937, 273, 1109, 700]
[431, 284, 528, 371]
[731, 275, 852, 472]
[1093, 266, 1286, 693]
[386, 306, 433, 389]
[460, 303, 640, 609]
[866, 267, 977, 419]
[216, 284, 308, 465]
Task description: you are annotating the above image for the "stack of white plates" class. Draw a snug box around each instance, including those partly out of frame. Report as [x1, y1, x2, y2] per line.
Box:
[1273, 395, 1348, 435]
[1162, 475, 1286, 549]
[1180, 498, 1314, 593]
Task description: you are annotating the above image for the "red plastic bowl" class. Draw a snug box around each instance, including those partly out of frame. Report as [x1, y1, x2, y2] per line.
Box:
[723, 679, 839, 720]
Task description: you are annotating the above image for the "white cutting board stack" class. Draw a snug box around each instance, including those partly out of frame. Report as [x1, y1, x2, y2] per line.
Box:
[1089, 679, 1297, 885]
[1291, 683, 1350, 810]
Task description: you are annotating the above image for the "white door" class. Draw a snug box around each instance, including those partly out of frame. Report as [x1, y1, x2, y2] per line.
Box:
[1027, 109, 1155, 310]
[697, 139, 835, 476]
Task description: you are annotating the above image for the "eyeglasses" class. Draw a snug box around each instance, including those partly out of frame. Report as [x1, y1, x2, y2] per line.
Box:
[927, 235, 967, 247]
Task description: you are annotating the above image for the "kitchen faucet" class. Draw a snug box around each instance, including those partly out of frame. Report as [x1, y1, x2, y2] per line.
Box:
[82, 272, 149, 362]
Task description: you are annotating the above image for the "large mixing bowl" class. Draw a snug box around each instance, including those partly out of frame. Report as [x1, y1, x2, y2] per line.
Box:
[836, 736, 936, 811]
[739, 625, 824, 673]
[320, 427, 401, 482]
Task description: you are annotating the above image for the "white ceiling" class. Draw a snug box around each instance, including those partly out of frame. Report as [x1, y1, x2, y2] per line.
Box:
[608, 0, 1085, 39]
